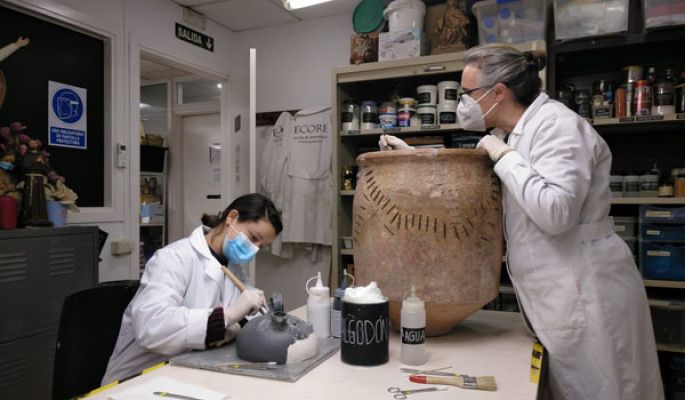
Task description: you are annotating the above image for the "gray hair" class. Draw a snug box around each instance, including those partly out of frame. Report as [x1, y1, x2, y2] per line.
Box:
[463, 45, 547, 106]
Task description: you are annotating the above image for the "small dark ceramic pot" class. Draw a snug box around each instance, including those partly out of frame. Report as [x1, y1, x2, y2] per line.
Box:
[236, 311, 313, 364]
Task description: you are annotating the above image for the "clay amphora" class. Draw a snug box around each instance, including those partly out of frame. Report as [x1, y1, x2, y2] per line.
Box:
[353, 149, 502, 336]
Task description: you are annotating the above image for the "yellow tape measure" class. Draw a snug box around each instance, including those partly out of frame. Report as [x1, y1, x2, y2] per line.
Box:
[530, 342, 544, 384]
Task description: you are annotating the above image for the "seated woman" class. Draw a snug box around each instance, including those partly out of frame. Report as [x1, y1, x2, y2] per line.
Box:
[102, 193, 282, 383]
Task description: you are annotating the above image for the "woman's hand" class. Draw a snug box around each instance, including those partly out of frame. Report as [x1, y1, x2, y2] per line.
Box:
[15, 37, 30, 48]
[379, 135, 413, 151]
[477, 134, 512, 163]
[225, 289, 266, 324]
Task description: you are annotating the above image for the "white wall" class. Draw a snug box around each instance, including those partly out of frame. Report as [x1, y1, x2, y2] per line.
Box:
[4, 0, 239, 282]
[229, 15, 352, 308]
[237, 13, 352, 113]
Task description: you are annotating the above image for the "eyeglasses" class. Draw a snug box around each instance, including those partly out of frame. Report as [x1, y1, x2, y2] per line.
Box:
[458, 86, 492, 103]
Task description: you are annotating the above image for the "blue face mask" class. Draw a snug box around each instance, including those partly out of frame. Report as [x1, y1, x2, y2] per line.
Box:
[0, 161, 14, 171]
[222, 221, 259, 265]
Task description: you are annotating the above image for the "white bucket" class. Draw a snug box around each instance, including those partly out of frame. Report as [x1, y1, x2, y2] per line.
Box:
[384, 0, 426, 32]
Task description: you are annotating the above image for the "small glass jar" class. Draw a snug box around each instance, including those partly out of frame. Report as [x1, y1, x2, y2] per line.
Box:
[672, 168, 685, 198]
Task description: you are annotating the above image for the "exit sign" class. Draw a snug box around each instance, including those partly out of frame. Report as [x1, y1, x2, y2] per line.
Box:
[175, 23, 214, 52]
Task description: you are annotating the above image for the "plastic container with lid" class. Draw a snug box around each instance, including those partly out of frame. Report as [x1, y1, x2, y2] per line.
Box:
[644, 0, 685, 29]
[383, 0, 426, 32]
[553, 0, 629, 41]
[473, 0, 547, 45]
[416, 85, 437, 105]
[437, 81, 459, 104]
[306, 271, 331, 338]
[353, 0, 387, 33]
[623, 173, 640, 198]
[401, 286, 427, 365]
[438, 102, 457, 124]
[417, 104, 437, 127]
[379, 113, 398, 128]
[341, 101, 360, 131]
[610, 174, 624, 198]
[360, 101, 379, 130]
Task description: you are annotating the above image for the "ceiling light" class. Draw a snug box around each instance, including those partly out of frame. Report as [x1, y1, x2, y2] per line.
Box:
[217, 83, 222, 89]
[283, 0, 334, 10]
[140, 103, 150, 109]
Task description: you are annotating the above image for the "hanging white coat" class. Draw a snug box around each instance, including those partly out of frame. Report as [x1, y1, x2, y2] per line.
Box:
[493, 93, 663, 399]
[101, 226, 242, 384]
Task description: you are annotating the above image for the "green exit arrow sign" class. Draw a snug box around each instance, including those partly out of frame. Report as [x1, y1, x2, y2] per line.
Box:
[175, 23, 214, 52]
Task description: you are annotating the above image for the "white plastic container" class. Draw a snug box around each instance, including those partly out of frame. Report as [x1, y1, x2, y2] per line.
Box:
[306, 271, 331, 338]
[417, 104, 437, 127]
[437, 81, 459, 104]
[473, 0, 547, 45]
[554, 0, 629, 41]
[644, 0, 685, 28]
[401, 286, 427, 366]
[438, 102, 457, 124]
[384, 0, 426, 32]
[416, 85, 437, 105]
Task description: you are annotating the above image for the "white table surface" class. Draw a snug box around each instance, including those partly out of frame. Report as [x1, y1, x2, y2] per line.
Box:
[88, 307, 539, 400]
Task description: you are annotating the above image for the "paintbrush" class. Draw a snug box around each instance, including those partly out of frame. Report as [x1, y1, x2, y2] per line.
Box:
[220, 265, 269, 315]
[409, 374, 497, 391]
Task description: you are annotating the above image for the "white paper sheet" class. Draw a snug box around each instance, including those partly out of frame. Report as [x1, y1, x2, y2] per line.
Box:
[107, 376, 230, 400]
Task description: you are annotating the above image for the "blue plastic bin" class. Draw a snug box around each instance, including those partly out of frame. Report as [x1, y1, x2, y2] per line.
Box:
[640, 223, 685, 242]
[641, 242, 685, 281]
[640, 205, 685, 224]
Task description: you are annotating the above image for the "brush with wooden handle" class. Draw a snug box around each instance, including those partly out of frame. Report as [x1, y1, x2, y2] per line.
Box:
[220, 265, 269, 315]
[409, 374, 497, 391]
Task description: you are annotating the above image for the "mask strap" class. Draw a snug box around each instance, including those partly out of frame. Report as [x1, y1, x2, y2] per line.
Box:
[475, 86, 495, 103]
[482, 101, 500, 119]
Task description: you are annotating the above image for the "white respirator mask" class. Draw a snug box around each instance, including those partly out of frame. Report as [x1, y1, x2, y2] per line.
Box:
[457, 86, 499, 132]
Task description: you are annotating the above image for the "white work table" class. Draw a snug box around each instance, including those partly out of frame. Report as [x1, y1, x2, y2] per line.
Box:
[88, 308, 539, 400]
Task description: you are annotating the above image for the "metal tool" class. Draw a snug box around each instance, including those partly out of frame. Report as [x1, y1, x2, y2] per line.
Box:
[217, 361, 279, 370]
[387, 386, 447, 399]
[153, 392, 205, 400]
[400, 367, 455, 377]
[220, 265, 269, 315]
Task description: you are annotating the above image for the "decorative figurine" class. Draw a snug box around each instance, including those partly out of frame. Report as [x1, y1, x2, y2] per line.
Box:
[433, 0, 469, 52]
[0, 37, 30, 109]
[350, 33, 379, 65]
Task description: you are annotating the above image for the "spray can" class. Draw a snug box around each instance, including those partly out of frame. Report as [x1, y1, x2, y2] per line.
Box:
[401, 286, 427, 365]
[306, 271, 331, 338]
[331, 269, 354, 338]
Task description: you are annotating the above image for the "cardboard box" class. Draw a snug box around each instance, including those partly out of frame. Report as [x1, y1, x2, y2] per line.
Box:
[378, 29, 428, 62]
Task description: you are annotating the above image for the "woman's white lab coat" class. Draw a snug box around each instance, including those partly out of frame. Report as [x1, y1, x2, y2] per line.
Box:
[493, 93, 663, 399]
[102, 226, 243, 384]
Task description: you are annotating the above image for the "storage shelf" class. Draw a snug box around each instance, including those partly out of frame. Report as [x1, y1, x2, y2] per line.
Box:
[657, 344, 685, 354]
[611, 198, 685, 205]
[644, 280, 685, 289]
[340, 249, 354, 256]
[341, 190, 355, 196]
[341, 124, 461, 137]
[592, 113, 685, 127]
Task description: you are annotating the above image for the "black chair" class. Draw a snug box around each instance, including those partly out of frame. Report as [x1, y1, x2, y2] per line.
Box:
[53, 280, 139, 400]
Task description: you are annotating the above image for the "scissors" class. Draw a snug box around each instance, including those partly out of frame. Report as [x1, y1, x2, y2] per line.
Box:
[387, 386, 447, 399]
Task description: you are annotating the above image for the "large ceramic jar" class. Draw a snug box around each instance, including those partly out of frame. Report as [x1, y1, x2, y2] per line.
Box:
[353, 148, 502, 336]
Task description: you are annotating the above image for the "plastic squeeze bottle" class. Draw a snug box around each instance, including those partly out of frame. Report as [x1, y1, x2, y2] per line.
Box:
[401, 286, 427, 365]
[331, 269, 354, 338]
[306, 271, 331, 338]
